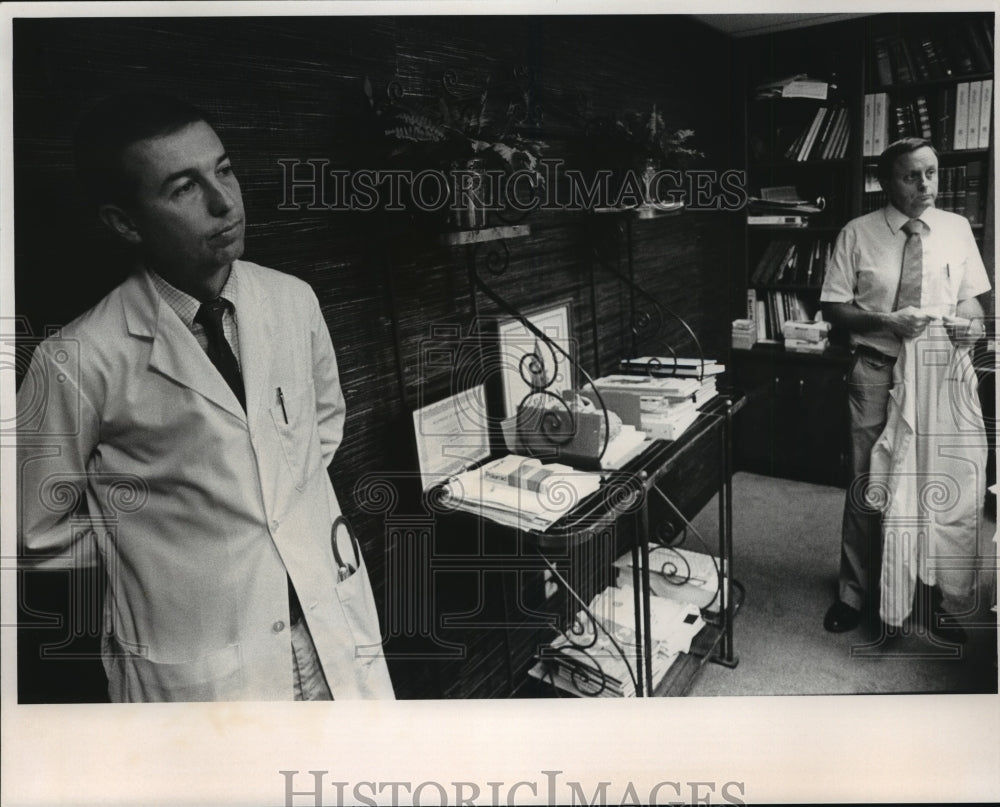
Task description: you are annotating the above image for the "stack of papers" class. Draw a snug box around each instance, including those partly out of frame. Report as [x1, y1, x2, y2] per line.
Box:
[442, 455, 602, 531]
[529, 584, 705, 697]
[598, 424, 649, 469]
[619, 356, 726, 379]
[615, 546, 727, 615]
[594, 375, 702, 441]
[754, 73, 829, 100]
[782, 320, 831, 354]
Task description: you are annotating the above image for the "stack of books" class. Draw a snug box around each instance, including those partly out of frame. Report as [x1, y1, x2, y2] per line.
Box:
[781, 320, 831, 354]
[639, 397, 699, 441]
[528, 584, 705, 697]
[593, 375, 701, 440]
[441, 454, 602, 531]
[618, 356, 725, 380]
[732, 318, 757, 350]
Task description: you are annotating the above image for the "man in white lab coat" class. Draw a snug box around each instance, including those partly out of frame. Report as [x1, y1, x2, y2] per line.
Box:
[17, 94, 395, 701]
[820, 137, 990, 639]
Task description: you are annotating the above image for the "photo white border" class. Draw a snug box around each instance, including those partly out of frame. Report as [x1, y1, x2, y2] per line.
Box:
[1, 1, 997, 805]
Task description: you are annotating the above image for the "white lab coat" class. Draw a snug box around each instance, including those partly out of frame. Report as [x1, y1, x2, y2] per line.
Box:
[17, 261, 395, 701]
[869, 321, 988, 626]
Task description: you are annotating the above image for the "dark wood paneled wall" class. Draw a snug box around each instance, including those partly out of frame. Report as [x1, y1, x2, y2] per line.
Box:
[14, 15, 740, 700]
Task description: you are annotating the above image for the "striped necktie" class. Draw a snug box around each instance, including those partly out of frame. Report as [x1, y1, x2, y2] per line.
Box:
[895, 218, 924, 310]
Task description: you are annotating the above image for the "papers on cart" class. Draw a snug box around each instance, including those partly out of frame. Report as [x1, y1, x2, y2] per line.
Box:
[441, 455, 602, 531]
[615, 545, 727, 615]
[529, 583, 705, 697]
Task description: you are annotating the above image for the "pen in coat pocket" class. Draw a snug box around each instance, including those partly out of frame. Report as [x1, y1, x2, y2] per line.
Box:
[277, 387, 288, 423]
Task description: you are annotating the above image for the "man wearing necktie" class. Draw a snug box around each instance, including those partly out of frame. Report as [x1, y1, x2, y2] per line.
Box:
[820, 138, 990, 639]
[17, 93, 395, 701]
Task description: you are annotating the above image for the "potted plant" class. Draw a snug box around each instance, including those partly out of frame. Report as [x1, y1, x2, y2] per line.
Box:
[365, 74, 547, 229]
[585, 103, 704, 212]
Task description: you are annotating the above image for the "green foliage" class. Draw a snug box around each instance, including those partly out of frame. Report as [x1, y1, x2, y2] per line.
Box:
[366, 76, 547, 173]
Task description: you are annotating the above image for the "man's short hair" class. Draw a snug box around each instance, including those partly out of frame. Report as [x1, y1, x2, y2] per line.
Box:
[74, 93, 212, 206]
[877, 137, 938, 189]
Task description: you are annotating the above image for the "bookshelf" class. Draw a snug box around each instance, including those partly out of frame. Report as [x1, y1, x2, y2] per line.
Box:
[732, 11, 994, 487]
[863, 14, 994, 234]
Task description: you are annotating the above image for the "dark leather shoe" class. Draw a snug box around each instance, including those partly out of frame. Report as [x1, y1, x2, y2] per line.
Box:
[931, 613, 968, 644]
[824, 600, 863, 633]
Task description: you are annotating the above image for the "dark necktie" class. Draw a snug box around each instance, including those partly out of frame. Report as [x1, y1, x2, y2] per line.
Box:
[194, 299, 246, 411]
[895, 218, 924, 310]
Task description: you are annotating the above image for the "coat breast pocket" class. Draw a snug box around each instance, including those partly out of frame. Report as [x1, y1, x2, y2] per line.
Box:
[269, 382, 321, 490]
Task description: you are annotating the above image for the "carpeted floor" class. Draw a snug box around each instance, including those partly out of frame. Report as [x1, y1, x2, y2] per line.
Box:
[683, 472, 998, 696]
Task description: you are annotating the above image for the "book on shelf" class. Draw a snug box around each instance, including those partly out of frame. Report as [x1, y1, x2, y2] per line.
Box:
[872, 91, 888, 154]
[955, 81, 970, 149]
[913, 95, 933, 139]
[918, 34, 947, 80]
[862, 93, 875, 156]
[796, 106, 826, 160]
[965, 160, 984, 225]
[954, 163, 967, 217]
[873, 37, 894, 86]
[935, 86, 956, 151]
[978, 79, 992, 148]
[945, 24, 977, 77]
[938, 165, 954, 211]
[965, 19, 993, 73]
[888, 35, 916, 84]
[966, 81, 983, 151]
[863, 190, 888, 214]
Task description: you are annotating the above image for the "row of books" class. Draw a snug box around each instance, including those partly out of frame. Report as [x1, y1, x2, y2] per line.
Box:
[863, 81, 992, 157]
[783, 105, 850, 161]
[872, 20, 993, 87]
[744, 289, 818, 344]
[862, 161, 986, 224]
[528, 582, 706, 697]
[750, 237, 833, 287]
[939, 162, 986, 224]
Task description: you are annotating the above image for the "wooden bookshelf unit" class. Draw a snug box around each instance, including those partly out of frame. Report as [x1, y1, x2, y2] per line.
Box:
[731, 11, 994, 487]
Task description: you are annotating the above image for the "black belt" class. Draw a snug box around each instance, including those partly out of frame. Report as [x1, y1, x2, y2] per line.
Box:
[853, 343, 897, 364]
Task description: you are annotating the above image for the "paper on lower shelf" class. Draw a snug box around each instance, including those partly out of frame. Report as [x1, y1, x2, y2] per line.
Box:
[615, 546, 727, 614]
